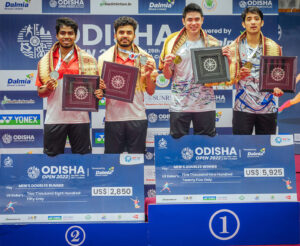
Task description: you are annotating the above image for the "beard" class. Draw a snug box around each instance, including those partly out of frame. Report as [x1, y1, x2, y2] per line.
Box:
[60, 43, 74, 49]
[117, 38, 133, 48]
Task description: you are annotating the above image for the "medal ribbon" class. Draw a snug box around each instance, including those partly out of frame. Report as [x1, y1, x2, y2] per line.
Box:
[244, 39, 259, 62]
[117, 47, 139, 60]
[55, 48, 74, 72]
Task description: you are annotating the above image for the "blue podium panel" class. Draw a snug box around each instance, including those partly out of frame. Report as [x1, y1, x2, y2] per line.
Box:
[0, 154, 145, 223]
[0, 223, 148, 246]
[148, 202, 300, 246]
[155, 135, 297, 203]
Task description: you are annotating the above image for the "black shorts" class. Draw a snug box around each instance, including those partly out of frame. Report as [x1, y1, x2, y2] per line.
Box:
[170, 111, 216, 139]
[232, 110, 277, 135]
[43, 123, 91, 156]
[104, 120, 148, 154]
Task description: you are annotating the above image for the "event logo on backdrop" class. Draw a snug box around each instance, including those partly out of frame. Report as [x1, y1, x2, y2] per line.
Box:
[42, 0, 90, 13]
[17, 24, 52, 59]
[0, 129, 43, 148]
[233, 0, 278, 14]
[146, 109, 170, 128]
[139, 0, 185, 14]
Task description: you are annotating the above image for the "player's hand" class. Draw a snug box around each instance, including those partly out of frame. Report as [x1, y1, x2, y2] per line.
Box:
[99, 78, 106, 90]
[94, 89, 104, 99]
[222, 46, 231, 64]
[163, 54, 176, 68]
[273, 87, 284, 97]
[46, 79, 57, 91]
[239, 67, 251, 80]
[145, 60, 155, 77]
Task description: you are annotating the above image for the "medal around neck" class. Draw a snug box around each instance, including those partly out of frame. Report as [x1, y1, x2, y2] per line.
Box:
[140, 56, 148, 65]
[50, 71, 59, 87]
[128, 52, 138, 60]
[173, 55, 182, 65]
[243, 62, 253, 70]
[50, 71, 59, 80]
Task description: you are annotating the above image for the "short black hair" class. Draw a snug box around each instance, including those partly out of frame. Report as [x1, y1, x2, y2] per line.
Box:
[113, 16, 138, 33]
[55, 17, 78, 35]
[182, 3, 203, 19]
[241, 6, 264, 22]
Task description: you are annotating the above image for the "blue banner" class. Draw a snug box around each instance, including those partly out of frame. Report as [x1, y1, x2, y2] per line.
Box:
[138, 0, 186, 14]
[278, 13, 300, 154]
[233, 0, 278, 14]
[0, 129, 43, 148]
[42, 0, 90, 13]
[0, 91, 43, 110]
[215, 90, 233, 108]
[0, 14, 278, 70]
[146, 109, 170, 128]
[155, 135, 297, 203]
[0, 154, 144, 223]
[92, 129, 105, 147]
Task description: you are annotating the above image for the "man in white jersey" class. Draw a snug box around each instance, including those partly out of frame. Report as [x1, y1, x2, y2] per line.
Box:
[36, 17, 104, 156]
[98, 16, 157, 154]
[159, 3, 221, 139]
[224, 7, 283, 134]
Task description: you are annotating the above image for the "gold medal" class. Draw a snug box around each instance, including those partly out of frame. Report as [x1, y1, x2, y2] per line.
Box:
[173, 55, 182, 65]
[243, 62, 253, 70]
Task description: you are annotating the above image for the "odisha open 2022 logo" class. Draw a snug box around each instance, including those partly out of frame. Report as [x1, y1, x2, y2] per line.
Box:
[17, 24, 52, 59]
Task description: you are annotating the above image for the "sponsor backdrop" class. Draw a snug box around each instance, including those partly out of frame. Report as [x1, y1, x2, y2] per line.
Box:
[0, 0, 285, 200]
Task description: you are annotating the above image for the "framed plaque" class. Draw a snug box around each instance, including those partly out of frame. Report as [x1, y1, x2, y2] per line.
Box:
[62, 74, 99, 112]
[101, 61, 139, 103]
[259, 56, 297, 93]
[190, 46, 230, 84]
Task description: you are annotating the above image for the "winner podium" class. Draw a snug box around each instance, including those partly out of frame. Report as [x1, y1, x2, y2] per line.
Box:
[0, 136, 299, 246]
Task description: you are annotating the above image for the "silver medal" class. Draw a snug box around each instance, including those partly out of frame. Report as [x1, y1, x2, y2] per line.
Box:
[50, 71, 59, 80]
[140, 56, 148, 65]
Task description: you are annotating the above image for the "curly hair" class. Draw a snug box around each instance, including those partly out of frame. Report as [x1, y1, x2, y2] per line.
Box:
[113, 16, 138, 33]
